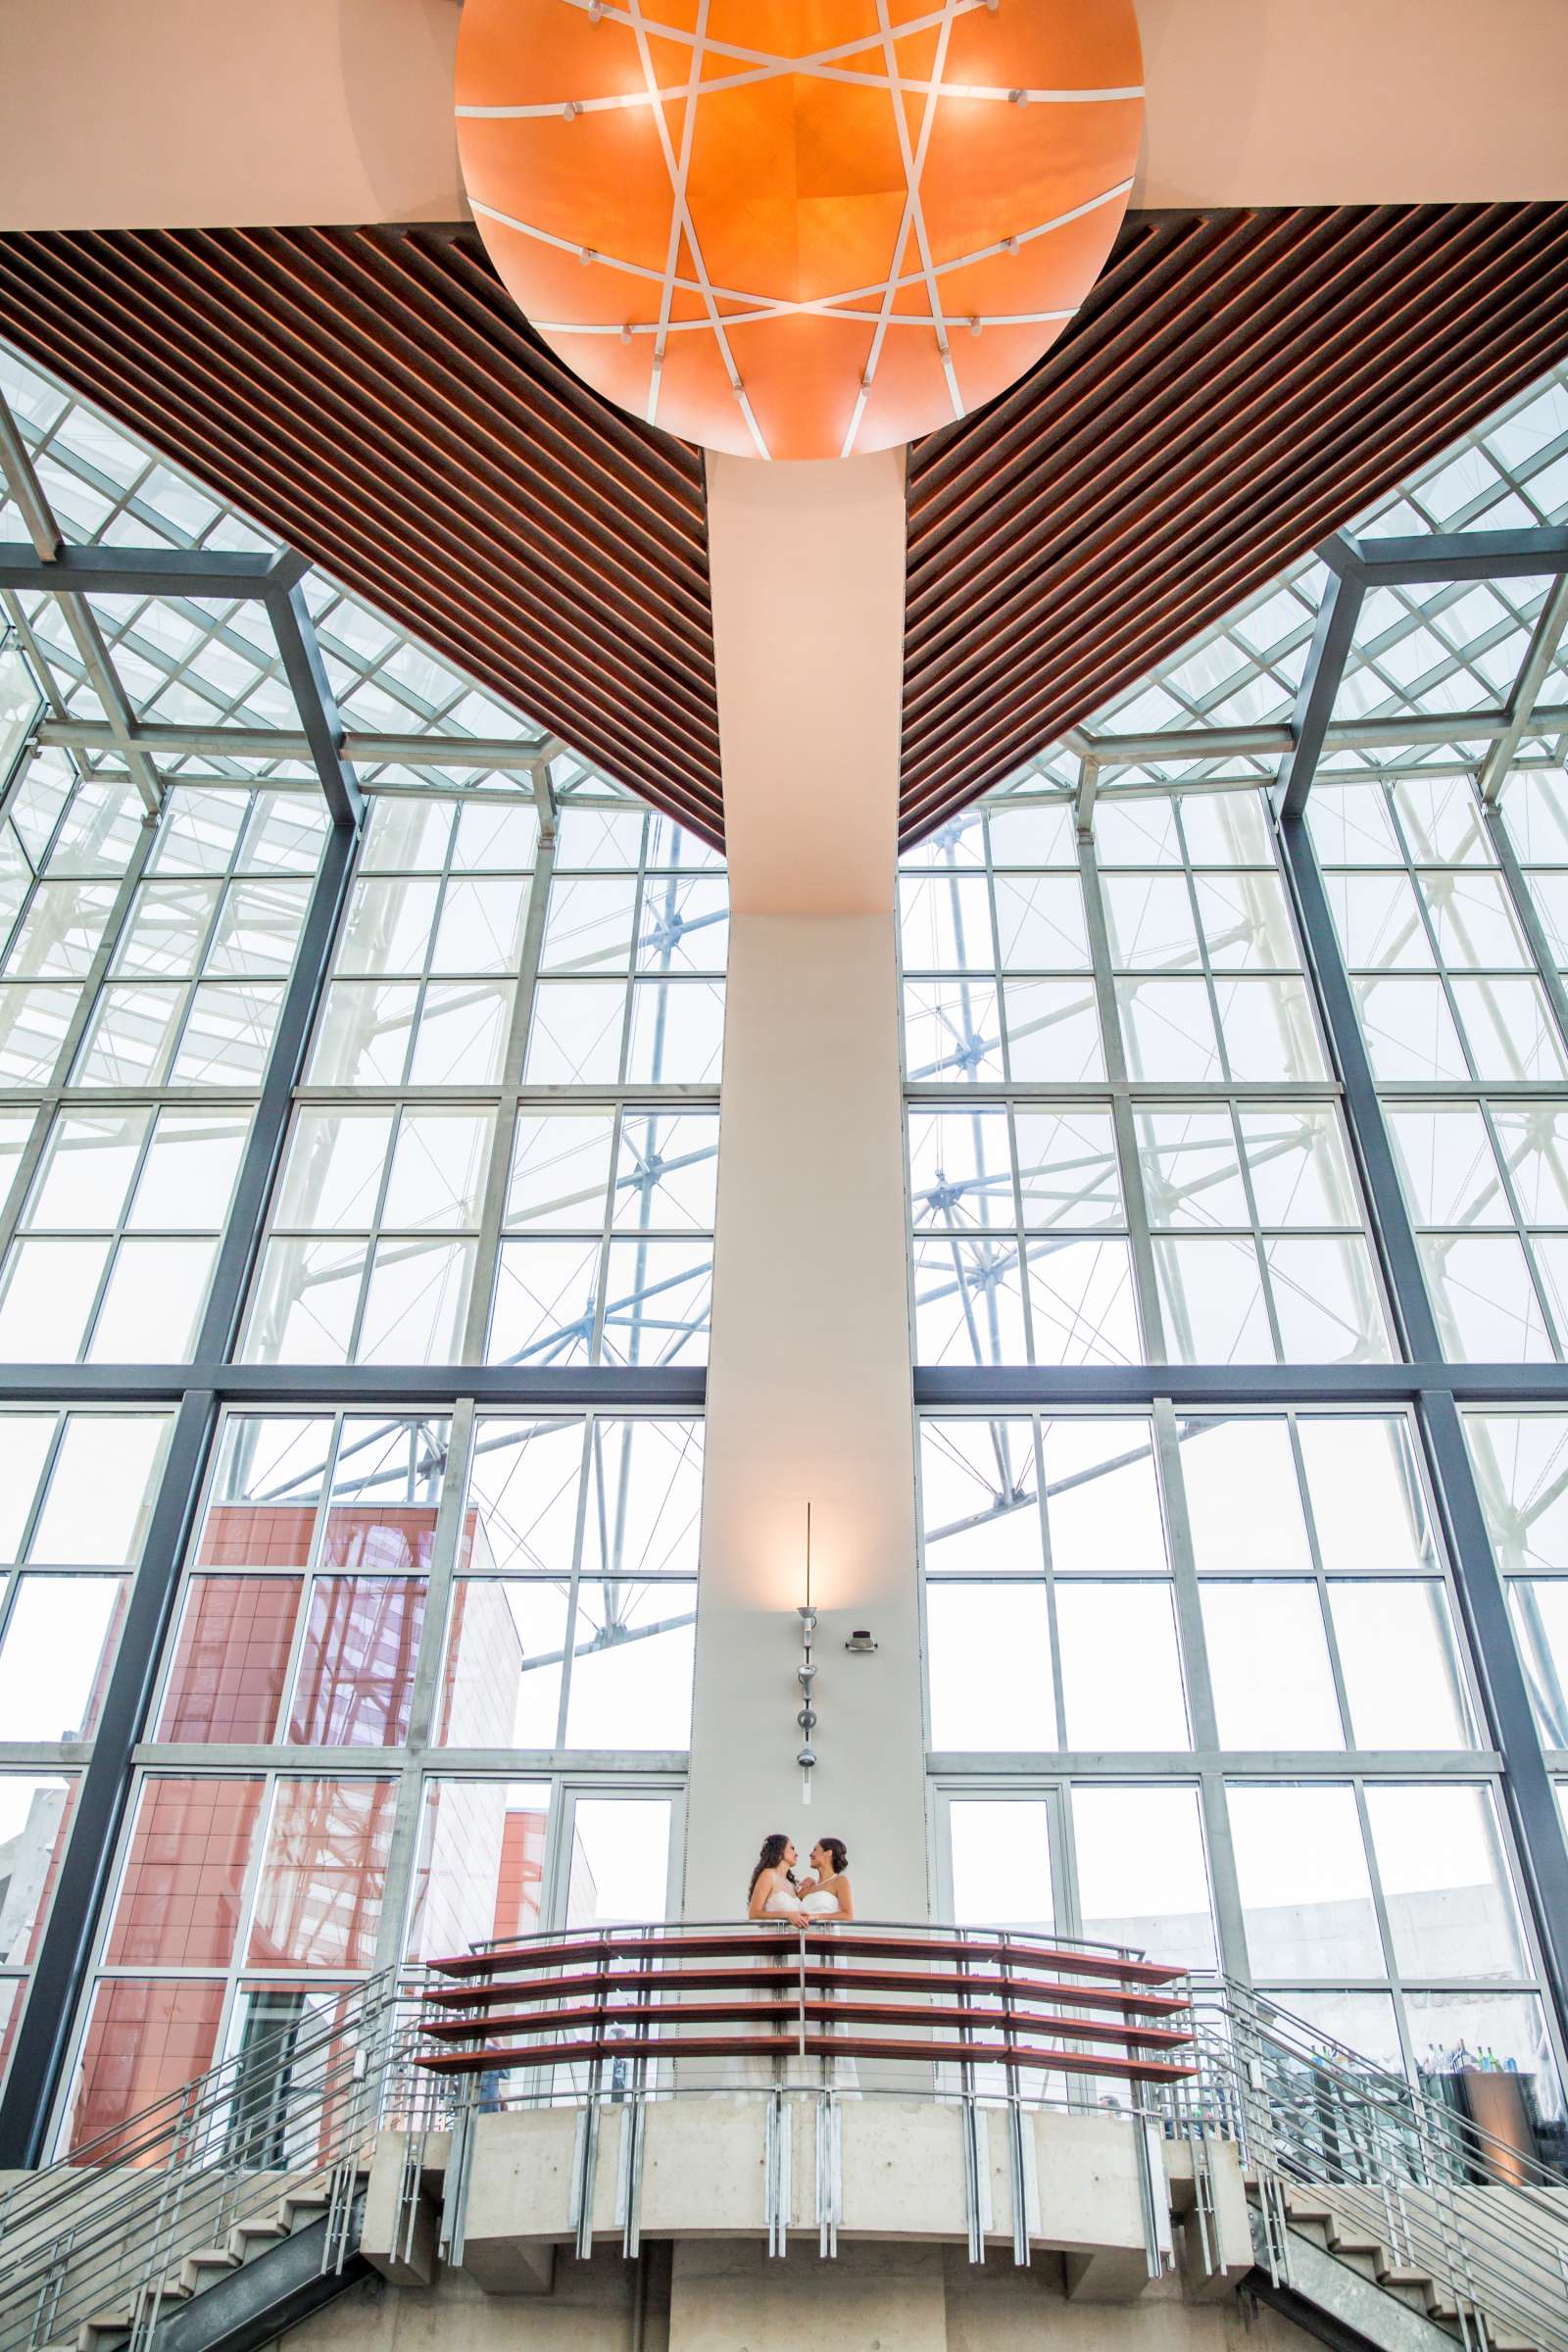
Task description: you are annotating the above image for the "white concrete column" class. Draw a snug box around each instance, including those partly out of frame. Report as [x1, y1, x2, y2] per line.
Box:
[683, 453, 927, 1923]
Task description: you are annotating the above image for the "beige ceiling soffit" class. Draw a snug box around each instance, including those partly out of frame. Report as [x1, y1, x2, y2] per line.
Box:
[4, 0, 1566, 231]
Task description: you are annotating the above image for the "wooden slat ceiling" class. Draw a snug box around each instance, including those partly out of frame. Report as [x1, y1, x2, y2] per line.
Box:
[0, 209, 1565, 850]
[904, 200, 1568, 843]
[0, 225, 723, 837]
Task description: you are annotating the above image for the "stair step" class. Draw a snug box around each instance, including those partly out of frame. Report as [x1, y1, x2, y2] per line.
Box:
[178, 2246, 243, 2292]
[279, 2191, 333, 2231]
[1325, 2225, 1388, 2259]
[74, 2278, 195, 2347]
[229, 2216, 290, 2256]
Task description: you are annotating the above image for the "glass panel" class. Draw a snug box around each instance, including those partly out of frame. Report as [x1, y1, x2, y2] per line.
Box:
[1227, 1784, 1385, 1978]
[1014, 1109, 1123, 1230]
[1202, 1583, 1342, 1748]
[564, 1583, 696, 1748]
[1330, 1584, 1474, 1749]
[28, 1415, 171, 1563]
[1177, 1419, 1312, 1572]
[89, 1237, 219, 1362]
[1041, 1417, 1167, 1573]
[1055, 1584, 1188, 1748]
[245, 1778, 395, 1968]
[1000, 980, 1102, 1081]
[1117, 979, 1221, 1082]
[406, 1779, 551, 1957]
[950, 1799, 1054, 1932]
[1420, 1234, 1553, 1362]
[286, 1578, 425, 1747]
[1071, 1785, 1216, 1968]
[1272, 1989, 1403, 2073]
[0, 1773, 75, 1964]
[920, 1420, 1042, 1576]
[581, 1419, 706, 1579]
[1138, 1109, 1249, 1231]
[1508, 1581, 1568, 1745]
[1155, 1235, 1272, 1361]
[903, 979, 1003, 1084]
[1466, 1414, 1568, 1572]
[1405, 1991, 1564, 2126]
[1025, 1237, 1139, 1367]
[0, 1575, 124, 1740]
[1265, 1236, 1391, 1365]
[564, 1797, 672, 1929]
[439, 1580, 567, 1746]
[1298, 1419, 1436, 1572]
[925, 1585, 1052, 1749]
[65, 1979, 226, 2159]
[158, 1576, 303, 1742]
[1363, 1785, 1528, 1982]
[106, 1778, 264, 1966]
[506, 1112, 615, 1230]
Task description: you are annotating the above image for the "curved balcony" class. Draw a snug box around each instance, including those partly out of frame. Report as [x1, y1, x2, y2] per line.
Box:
[412, 1918, 1198, 2099]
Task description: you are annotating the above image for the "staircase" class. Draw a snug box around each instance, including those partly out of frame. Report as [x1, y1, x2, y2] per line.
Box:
[1185, 1982, 1568, 2352]
[0, 1957, 1563, 2352]
[0, 1971, 412, 2352]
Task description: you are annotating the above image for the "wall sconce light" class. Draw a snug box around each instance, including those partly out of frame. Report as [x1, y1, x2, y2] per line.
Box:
[844, 1629, 878, 1654]
[797, 1502, 817, 1806]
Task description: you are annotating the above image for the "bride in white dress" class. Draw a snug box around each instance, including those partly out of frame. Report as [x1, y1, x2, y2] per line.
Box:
[798, 1838, 858, 2094]
[742, 1836, 811, 2084]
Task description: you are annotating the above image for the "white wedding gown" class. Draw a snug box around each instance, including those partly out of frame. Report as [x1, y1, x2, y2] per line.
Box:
[801, 1886, 859, 2094]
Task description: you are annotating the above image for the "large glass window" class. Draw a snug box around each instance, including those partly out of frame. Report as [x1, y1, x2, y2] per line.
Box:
[902, 790, 1391, 1367]
[241, 794, 723, 1366]
[0, 346, 711, 2162]
[0, 1406, 172, 2087]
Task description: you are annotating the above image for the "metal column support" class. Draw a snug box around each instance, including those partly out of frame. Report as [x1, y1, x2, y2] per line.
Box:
[266, 582, 363, 830]
[0, 1389, 220, 2165]
[1276, 808, 1442, 1362]
[192, 820, 357, 1364]
[1275, 558, 1364, 826]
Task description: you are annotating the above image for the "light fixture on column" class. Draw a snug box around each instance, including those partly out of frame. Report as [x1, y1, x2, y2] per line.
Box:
[797, 1502, 817, 1808]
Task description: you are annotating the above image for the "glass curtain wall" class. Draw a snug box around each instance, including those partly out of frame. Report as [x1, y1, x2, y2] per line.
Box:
[907, 361, 1568, 2144]
[0, 342, 720, 2154]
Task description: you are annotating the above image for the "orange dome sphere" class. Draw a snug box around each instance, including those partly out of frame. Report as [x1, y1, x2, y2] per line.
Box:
[456, 0, 1143, 461]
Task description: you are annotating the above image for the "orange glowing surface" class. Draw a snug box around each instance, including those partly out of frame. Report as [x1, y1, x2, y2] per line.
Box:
[457, 0, 1143, 460]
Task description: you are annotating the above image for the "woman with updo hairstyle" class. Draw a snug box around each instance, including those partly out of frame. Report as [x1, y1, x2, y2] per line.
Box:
[799, 1837, 857, 2091]
[799, 1838, 853, 1919]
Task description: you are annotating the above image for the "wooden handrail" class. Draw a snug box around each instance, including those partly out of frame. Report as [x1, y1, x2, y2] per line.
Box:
[414, 2034, 1197, 2084]
[424, 1927, 1185, 1985]
[417, 1999, 1196, 2048]
[419, 1965, 1193, 2019]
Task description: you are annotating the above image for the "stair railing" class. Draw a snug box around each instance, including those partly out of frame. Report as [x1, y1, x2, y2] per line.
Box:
[0, 1968, 445, 2352]
[1182, 1978, 1568, 2352]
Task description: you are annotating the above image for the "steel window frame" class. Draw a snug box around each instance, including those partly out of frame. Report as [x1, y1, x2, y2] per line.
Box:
[909, 521, 1568, 2080]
